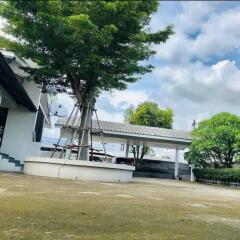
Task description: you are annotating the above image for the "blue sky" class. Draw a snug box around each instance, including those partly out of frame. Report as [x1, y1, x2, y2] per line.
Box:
[47, 1, 240, 138]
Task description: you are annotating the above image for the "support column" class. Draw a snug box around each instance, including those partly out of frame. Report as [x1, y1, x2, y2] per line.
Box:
[125, 141, 130, 158]
[174, 148, 180, 179]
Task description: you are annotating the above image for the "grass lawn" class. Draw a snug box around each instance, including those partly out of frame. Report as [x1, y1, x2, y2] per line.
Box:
[0, 173, 240, 240]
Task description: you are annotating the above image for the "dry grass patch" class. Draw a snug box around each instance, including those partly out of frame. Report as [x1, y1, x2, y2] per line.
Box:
[0, 173, 240, 240]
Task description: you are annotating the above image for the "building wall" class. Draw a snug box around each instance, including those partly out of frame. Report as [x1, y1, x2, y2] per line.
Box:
[0, 108, 41, 162]
[0, 79, 42, 162]
[0, 52, 46, 163]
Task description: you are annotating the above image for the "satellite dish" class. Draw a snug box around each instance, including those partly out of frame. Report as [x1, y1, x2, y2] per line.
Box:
[50, 102, 68, 117]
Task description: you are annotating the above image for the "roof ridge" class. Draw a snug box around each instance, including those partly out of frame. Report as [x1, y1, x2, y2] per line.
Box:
[55, 117, 191, 142]
[91, 119, 189, 133]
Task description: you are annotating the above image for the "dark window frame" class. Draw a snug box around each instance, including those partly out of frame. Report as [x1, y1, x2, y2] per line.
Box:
[0, 107, 8, 147]
[33, 107, 44, 142]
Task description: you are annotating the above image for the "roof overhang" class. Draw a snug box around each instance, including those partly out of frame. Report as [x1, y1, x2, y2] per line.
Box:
[91, 130, 191, 150]
[0, 53, 37, 112]
[56, 118, 192, 150]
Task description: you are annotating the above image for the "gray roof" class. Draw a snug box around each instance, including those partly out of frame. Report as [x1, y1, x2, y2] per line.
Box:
[56, 117, 191, 143]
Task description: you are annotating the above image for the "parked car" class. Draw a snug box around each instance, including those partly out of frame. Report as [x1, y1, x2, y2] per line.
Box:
[89, 155, 102, 162]
[112, 157, 134, 166]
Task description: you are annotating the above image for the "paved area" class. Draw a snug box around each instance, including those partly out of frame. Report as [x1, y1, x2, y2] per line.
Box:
[0, 173, 240, 239]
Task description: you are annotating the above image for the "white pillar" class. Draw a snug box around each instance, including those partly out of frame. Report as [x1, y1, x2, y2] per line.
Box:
[125, 141, 129, 158]
[174, 148, 180, 179]
[190, 164, 195, 182]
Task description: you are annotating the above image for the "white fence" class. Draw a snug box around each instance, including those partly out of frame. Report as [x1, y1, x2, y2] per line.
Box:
[197, 178, 240, 188]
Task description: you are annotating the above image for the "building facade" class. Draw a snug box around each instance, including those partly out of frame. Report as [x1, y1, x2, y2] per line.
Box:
[0, 51, 50, 171]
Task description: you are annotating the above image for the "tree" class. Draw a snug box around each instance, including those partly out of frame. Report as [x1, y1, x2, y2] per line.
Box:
[124, 105, 134, 124]
[185, 112, 240, 168]
[125, 102, 173, 166]
[0, 1, 173, 160]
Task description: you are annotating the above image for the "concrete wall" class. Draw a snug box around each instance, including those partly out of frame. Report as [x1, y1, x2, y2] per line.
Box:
[40, 149, 63, 159]
[24, 157, 135, 182]
[0, 108, 41, 162]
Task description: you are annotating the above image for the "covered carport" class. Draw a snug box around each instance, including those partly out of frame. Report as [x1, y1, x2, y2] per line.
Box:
[55, 118, 192, 179]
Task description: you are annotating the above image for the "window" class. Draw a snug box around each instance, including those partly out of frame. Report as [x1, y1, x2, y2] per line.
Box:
[33, 107, 44, 142]
[0, 107, 8, 147]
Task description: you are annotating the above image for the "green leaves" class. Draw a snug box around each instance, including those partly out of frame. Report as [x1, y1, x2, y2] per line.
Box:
[127, 102, 173, 129]
[185, 112, 240, 168]
[0, 0, 173, 98]
[126, 101, 173, 164]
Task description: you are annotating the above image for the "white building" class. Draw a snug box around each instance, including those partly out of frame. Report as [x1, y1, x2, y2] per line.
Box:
[0, 51, 50, 172]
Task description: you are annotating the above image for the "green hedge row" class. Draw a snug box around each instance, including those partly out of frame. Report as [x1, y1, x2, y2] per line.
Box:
[193, 168, 240, 182]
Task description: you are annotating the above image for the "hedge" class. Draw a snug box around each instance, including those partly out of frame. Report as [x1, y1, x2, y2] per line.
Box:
[193, 168, 240, 182]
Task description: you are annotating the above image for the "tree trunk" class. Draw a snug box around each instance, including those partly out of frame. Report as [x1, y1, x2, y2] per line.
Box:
[131, 145, 150, 169]
[76, 94, 95, 161]
[70, 76, 96, 161]
[77, 103, 92, 160]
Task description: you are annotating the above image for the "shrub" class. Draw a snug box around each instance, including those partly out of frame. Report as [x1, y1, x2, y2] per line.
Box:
[193, 168, 240, 182]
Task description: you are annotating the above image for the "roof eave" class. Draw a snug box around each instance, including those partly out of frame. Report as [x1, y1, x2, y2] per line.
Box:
[0, 53, 37, 112]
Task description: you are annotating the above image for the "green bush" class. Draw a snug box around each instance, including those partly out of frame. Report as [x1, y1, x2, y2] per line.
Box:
[193, 168, 240, 182]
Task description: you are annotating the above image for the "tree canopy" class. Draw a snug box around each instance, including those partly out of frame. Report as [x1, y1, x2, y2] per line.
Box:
[0, 1, 173, 103]
[125, 101, 174, 164]
[127, 102, 173, 128]
[185, 112, 240, 168]
[0, 0, 173, 160]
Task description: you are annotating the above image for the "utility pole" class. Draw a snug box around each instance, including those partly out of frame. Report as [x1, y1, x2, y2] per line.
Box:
[192, 120, 196, 129]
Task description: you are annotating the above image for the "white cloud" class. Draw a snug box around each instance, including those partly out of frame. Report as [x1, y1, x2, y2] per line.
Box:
[154, 60, 240, 104]
[155, 3, 240, 63]
[152, 59, 240, 130]
[54, 93, 75, 113]
[176, 2, 214, 34]
[154, 32, 193, 63]
[100, 89, 149, 109]
[94, 109, 124, 123]
[194, 8, 240, 59]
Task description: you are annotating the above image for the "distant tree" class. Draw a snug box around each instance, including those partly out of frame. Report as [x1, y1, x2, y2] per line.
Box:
[124, 105, 134, 124]
[0, 1, 173, 160]
[125, 102, 173, 166]
[185, 112, 240, 168]
[129, 102, 173, 128]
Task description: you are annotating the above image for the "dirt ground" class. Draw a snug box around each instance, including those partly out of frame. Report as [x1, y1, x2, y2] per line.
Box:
[0, 173, 240, 240]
